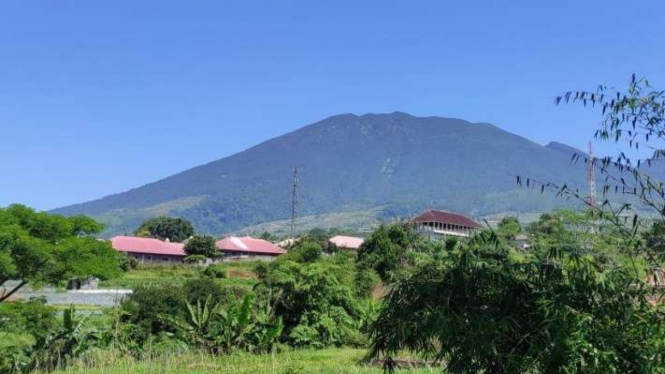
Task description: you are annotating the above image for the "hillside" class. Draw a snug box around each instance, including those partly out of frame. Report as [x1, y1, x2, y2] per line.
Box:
[53, 112, 589, 235]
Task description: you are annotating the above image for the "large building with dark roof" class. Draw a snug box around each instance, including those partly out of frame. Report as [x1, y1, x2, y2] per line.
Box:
[412, 209, 481, 239]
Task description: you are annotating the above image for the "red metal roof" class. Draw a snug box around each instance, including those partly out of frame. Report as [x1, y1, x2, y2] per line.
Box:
[110, 236, 186, 256]
[216, 236, 287, 255]
[412, 210, 481, 228]
[328, 235, 364, 250]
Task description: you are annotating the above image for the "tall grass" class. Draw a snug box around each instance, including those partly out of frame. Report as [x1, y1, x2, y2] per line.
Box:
[99, 262, 259, 289]
[46, 348, 438, 374]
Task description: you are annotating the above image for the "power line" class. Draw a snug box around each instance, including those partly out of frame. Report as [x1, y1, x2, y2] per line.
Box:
[290, 166, 299, 238]
[587, 140, 596, 208]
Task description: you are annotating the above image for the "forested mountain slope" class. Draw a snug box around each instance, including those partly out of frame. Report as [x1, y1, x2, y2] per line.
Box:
[53, 112, 588, 235]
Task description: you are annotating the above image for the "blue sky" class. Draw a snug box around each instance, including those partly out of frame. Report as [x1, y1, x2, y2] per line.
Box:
[1, 1, 664, 210]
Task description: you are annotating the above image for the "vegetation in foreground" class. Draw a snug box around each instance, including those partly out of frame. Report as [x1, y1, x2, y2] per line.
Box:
[45, 348, 434, 374]
[99, 262, 258, 289]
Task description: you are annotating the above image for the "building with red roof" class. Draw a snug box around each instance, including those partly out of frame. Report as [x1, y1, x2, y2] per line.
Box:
[412, 209, 481, 239]
[216, 236, 286, 260]
[110, 236, 186, 263]
[328, 235, 364, 250]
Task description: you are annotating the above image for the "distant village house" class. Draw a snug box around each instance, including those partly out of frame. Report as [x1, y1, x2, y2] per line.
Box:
[216, 236, 286, 261]
[111, 236, 186, 263]
[412, 209, 481, 240]
[328, 235, 364, 250]
[512, 234, 530, 250]
[110, 235, 286, 263]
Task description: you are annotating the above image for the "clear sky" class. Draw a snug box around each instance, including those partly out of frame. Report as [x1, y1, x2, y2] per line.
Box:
[1, 0, 664, 210]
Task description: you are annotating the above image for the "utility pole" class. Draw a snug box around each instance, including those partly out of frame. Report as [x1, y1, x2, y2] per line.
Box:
[290, 166, 299, 238]
[587, 141, 596, 208]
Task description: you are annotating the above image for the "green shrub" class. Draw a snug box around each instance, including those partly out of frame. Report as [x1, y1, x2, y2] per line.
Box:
[287, 241, 322, 263]
[254, 261, 269, 279]
[120, 283, 186, 342]
[0, 298, 56, 337]
[356, 223, 418, 282]
[354, 267, 380, 298]
[119, 252, 139, 271]
[0, 299, 57, 373]
[184, 254, 206, 264]
[202, 263, 227, 279]
[183, 278, 226, 305]
[184, 278, 251, 306]
[257, 254, 366, 348]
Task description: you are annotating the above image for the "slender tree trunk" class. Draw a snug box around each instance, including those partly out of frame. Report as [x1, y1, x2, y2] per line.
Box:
[0, 280, 27, 303]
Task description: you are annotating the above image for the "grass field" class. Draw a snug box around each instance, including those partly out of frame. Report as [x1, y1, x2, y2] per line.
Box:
[100, 262, 259, 289]
[49, 348, 439, 374]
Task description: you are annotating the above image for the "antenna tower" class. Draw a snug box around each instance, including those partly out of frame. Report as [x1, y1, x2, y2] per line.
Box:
[290, 166, 299, 238]
[587, 141, 596, 208]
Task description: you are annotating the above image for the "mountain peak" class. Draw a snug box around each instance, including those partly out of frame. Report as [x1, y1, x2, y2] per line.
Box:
[53, 114, 587, 235]
[360, 111, 414, 118]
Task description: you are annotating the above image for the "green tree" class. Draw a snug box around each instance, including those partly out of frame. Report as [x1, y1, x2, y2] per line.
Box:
[68, 215, 104, 236]
[134, 216, 194, 243]
[184, 235, 217, 257]
[643, 221, 665, 263]
[0, 299, 57, 372]
[287, 240, 322, 263]
[356, 223, 417, 282]
[120, 283, 186, 342]
[0, 205, 122, 303]
[496, 216, 521, 240]
[369, 233, 665, 373]
[257, 252, 364, 347]
[259, 231, 273, 241]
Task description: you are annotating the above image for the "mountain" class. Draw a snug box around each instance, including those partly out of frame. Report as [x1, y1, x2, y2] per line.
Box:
[53, 112, 589, 235]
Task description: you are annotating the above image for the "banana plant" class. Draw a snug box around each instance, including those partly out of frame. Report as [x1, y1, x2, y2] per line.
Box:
[213, 293, 283, 353]
[28, 305, 93, 372]
[160, 295, 221, 350]
[162, 293, 283, 354]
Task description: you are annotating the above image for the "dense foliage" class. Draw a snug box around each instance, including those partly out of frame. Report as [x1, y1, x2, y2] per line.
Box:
[113, 245, 381, 357]
[356, 223, 416, 282]
[161, 293, 283, 354]
[496, 216, 521, 240]
[134, 217, 194, 243]
[370, 224, 665, 373]
[0, 300, 107, 373]
[0, 205, 122, 303]
[256, 240, 375, 348]
[183, 235, 217, 257]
